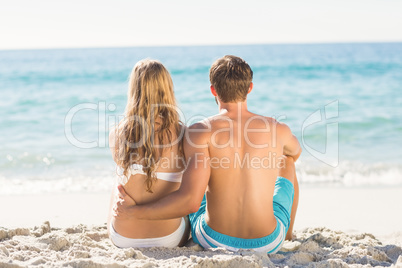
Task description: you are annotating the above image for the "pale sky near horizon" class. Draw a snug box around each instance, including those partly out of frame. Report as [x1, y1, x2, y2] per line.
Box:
[1, 0, 402, 50]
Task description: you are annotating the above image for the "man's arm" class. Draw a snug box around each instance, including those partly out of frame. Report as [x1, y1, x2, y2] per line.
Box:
[278, 122, 302, 162]
[114, 122, 211, 220]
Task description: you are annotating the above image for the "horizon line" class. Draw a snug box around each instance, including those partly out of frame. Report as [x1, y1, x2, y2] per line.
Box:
[1, 40, 402, 52]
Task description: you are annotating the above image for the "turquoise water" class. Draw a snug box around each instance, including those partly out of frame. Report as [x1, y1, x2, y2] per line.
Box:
[1, 43, 402, 193]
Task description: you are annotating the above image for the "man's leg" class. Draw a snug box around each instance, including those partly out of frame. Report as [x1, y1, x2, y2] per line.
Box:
[286, 169, 299, 240]
[278, 156, 299, 240]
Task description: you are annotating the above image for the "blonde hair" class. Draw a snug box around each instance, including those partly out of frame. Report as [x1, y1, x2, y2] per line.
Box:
[116, 59, 182, 192]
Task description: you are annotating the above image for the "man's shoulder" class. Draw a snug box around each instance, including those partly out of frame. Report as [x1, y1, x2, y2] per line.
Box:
[247, 113, 281, 126]
[273, 119, 291, 133]
[248, 114, 293, 137]
[188, 119, 211, 131]
[188, 113, 227, 130]
[184, 119, 211, 143]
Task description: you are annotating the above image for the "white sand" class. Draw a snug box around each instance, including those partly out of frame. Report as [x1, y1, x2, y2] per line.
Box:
[1, 222, 401, 267]
[0, 186, 401, 267]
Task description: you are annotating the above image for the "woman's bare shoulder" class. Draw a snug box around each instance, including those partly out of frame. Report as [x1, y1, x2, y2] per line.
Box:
[109, 124, 123, 164]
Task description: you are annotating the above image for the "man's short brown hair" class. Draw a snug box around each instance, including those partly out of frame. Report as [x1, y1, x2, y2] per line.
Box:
[209, 55, 253, 103]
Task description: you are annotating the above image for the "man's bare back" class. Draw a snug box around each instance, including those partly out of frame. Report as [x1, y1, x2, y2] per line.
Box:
[195, 108, 288, 238]
[184, 99, 300, 239]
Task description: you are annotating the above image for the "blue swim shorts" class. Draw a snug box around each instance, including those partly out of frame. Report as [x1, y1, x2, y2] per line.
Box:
[189, 176, 294, 253]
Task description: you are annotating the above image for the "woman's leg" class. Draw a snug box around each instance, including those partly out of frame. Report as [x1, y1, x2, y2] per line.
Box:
[178, 216, 191, 246]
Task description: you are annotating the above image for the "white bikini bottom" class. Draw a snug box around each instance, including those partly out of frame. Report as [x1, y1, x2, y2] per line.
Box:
[110, 218, 186, 248]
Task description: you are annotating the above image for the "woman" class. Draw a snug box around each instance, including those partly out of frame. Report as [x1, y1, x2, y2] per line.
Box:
[108, 59, 189, 248]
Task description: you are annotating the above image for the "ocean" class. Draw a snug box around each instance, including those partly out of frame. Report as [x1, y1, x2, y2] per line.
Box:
[1, 43, 401, 194]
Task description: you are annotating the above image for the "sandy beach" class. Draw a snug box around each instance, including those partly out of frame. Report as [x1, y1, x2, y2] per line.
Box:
[1, 186, 401, 267]
[2, 0, 402, 266]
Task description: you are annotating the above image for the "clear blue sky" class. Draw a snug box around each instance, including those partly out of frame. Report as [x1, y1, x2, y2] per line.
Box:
[1, 0, 402, 50]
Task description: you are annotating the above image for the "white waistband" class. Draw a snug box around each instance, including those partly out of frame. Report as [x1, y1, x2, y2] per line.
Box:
[195, 217, 286, 253]
[110, 218, 186, 248]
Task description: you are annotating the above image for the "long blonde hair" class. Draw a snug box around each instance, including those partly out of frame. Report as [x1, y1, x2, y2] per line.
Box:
[116, 59, 182, 192]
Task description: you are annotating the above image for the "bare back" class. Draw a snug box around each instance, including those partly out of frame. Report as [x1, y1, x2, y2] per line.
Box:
[203, 110, 287, 238]
[109, 125, 186, 239]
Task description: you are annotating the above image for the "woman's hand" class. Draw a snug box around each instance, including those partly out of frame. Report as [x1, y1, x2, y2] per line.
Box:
[112, 185, 137, 220]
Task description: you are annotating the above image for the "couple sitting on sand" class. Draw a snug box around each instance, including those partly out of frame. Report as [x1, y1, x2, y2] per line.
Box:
[108, 55, 301, 253]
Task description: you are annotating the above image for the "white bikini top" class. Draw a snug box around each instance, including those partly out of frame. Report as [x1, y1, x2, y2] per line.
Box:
[117, 164, 183, 185]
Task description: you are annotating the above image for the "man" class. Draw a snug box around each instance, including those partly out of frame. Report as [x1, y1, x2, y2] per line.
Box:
[114, 55, 301, 253]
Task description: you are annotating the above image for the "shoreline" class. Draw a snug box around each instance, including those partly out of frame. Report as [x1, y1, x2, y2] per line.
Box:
[1, 187, 401, 237]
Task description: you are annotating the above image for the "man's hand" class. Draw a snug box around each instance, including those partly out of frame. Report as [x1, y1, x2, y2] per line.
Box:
[112, 185, 136, 220]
